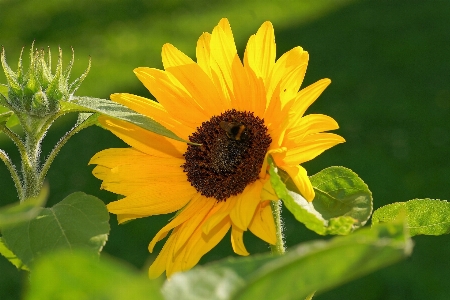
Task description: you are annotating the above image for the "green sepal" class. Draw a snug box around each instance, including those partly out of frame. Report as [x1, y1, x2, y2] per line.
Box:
[372, 198, 450, 236]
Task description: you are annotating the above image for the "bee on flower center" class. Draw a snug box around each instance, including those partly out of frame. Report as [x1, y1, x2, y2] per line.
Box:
[219, 121, 247, 141]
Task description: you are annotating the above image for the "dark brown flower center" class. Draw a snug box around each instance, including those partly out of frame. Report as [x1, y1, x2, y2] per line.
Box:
[182, 109, 271, 201]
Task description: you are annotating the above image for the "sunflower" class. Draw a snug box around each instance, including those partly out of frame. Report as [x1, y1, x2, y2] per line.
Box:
[90, 18, 345, 278]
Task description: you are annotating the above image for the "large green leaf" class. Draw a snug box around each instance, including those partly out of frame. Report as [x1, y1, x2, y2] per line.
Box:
[163, 222, 412, 300]
[0, 185, 47, 228]
[268, 157, 372, 235]
[2, 192, 110, 268]
[372, 198, 450, 236]
[26, 250, 163, 300]
[62, 96, 196, 144]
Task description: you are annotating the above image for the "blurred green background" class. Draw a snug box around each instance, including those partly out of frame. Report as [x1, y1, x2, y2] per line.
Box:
[1, 0, 449, 299]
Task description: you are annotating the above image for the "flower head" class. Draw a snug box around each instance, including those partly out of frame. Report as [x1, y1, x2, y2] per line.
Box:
[1, 43, 90, 117]
[90, 18, 345, 278]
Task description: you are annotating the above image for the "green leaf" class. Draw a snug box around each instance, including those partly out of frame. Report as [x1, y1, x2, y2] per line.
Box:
[0, 238, 29, 271]
[163, 222, 412, 300]
[2, 192, 110, 268]
[25, 250, 163, 300]
[372, 198, 450, 236]
[0, 185, 47, 228]
[62, 96, 197, 145]
[0, 84, 20, 128]
[268, 157, 372, 235]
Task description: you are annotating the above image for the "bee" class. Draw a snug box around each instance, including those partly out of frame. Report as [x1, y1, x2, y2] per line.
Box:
[219, 121, 247, 141]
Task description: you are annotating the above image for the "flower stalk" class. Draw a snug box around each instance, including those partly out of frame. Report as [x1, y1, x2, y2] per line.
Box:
[270, 200, 286, 255]
[0, 44, 91, 201]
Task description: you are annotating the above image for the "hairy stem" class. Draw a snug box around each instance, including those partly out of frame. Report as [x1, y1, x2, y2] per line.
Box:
[0, 149, 24, 199]
[270, 200, 285, 255]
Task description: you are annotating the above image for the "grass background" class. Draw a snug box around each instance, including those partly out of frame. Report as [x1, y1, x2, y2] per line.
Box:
[1, 0, 450, 299]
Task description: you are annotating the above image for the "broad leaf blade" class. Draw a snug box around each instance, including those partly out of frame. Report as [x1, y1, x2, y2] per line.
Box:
[0, 185, 47, 228]
[372, 198, 450, 236]
[26, 250, 163, 300]
[309, 166, 373, 227]
[63, 96, 195, 144]
[163, 222, 412, 300]
[2, 192, 110, 267]
[269, 158, 372, 235]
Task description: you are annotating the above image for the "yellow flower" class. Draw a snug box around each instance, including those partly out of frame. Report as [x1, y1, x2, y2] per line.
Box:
[90, 18, 344, 278]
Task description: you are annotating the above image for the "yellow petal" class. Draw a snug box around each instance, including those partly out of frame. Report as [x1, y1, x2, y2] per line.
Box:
[285, 114, 340, 144]
[106, 181, 196, 216]
[149, 230, 177, 279]
[230, 180, 264, 231]
[172, 199, 217, 256]
[231, 225, 249, 256]
[279, 165, 314, 201]
[110, 93, 192, 140]
[267, 47, 308, 107]
[288, 78, 331, 125]
[248, 201, 277, 245]
[209, 18, 237, 102]
[116, 213, 145, 224]
[196, 32, 212, 78]
[148, 194, 207, 252]
[91, 165, 110, 181]
[90, 148, 149, 168]
[244, 21, 276, 85]
[98, 116, 187, 159]
[284, 133, 345, 165]
[180, 216, 231, 272]
[90, 148, 183, 169]
[163, 46, 227, 116]
[133, 67, 207, 128]
[261, 179, 279, 201]
[162, 43, 195, 69]
[202, 195, 237, 235]
[99, 163, 186, 196]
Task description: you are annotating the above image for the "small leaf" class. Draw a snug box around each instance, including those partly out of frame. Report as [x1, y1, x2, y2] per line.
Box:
[63, 96, 197, 145]
[0, 110, 13, 123]
[0, 238, 29, 271]
[163, 222, 412, 300]
[268, 158, 372, 235]
[25, 250, 163, 300]
[0, 84, 20, 127]
[0, 83, 8, 100]
[372, 198, 450, 236]
[309, 166, 373, 227]
[0, 185, 47, 228]
[2, 192, 110, 268]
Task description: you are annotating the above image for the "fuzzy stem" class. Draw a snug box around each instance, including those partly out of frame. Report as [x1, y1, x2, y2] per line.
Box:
[270, 200, 285, 255]
[39, 114, 95, 183]
[0, 149, 24, 199]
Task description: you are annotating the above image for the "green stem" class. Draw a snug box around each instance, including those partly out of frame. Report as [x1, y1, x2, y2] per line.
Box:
[22, 131, 42, 200]
[39, 113, 97, 183]
[270, 200, 285, 255]
[0, 122, 27, 160]
[0, 149, 24, 199]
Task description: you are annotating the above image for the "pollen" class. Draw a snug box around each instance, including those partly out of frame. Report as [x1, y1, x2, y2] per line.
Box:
[182, 109, 271, 201]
